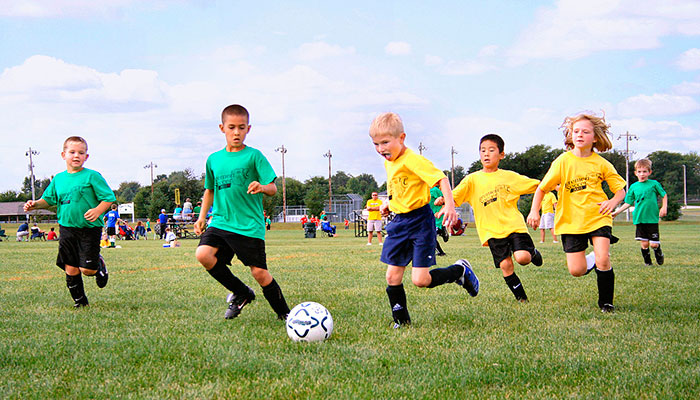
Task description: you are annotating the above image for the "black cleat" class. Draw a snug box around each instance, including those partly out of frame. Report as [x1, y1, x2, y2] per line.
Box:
[455, 259, 479, 297]
[600, 303, 615, 313]
[438, 227, 449, 243]
[436, 251, 446, 257]
[531, 249, 543, 266]
[73, 297, 89, 308]
[392, 320, 411, 329]
[654, 247, 664, 265]
[278, 313, 289, 321]
[95, 255, 108, 288]
[224, 287, 255, 319]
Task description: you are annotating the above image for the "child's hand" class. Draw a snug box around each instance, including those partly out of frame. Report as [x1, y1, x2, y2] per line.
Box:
[610, 209, 620, 218]
[659, 206, 667, 218]
[437, 205, 458, 229]
[193, 218, 206, 235]
[247, 181, 263, 194]
[526, 211, 540, 230]
[23, 200, 36, 212]
[379, 203, 390, 216]
[84, 208, 100, 222]
[597, 200, 616, 216]
[433, 196, 444, 206]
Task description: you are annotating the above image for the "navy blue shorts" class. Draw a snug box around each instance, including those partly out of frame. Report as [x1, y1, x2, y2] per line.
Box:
[380, 204, 437, 268]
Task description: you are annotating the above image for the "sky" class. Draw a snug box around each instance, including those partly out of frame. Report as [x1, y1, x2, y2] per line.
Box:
[1, 0, 700, 192]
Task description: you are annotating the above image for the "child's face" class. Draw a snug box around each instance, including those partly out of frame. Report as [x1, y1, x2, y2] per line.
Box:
[62, 141, 89, 172]
[635, 167, 651, 182]
[479, 140, 504, 170]
[220, 114, 251, 151]
[371, 132, 406, 161]
[571, 119, 596, 151]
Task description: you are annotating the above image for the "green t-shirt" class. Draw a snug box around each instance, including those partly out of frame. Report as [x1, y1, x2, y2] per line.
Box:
[429, 186, 443, 228]
[41, 168, 116, 228]
[624, 179, 667, 224]
[204, 146, 276, 240]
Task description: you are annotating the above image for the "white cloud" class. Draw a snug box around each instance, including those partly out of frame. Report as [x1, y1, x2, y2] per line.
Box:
[672, 80, 700, 95]
[611, 117, 700, 157]
[385, 41, 412, 56]
[438, 60, 494, 76]
[295, 42, 356, 62]
[676, 48, 700, 70]
[0, 0, 167, 18]
[508, 0, 700, 64]
[424, 55, 443, 67]
[617, 93, 700, 117]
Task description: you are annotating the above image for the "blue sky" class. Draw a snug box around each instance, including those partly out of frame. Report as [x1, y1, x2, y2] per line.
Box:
[1, 0, 700, 192]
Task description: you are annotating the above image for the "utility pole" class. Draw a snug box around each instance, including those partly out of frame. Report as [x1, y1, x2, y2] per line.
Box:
[682, 164, 687, 207]
[275, 145, 288, 223]
[418, 142, 426, 155]
[144, 162, 158, 195]
[25, 148, 39, 202]
[450, 146, 458, 188]
[617, 131, 638, 221]
[323, 150, 332, 212]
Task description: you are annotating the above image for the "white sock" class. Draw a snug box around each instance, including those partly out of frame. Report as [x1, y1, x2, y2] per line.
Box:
[585, 252, 596, 271]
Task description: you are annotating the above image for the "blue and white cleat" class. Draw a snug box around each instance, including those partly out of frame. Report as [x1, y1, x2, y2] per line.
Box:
[455, 259, 479, 297]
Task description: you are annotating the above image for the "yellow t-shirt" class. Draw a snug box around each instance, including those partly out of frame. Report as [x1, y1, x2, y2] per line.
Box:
[366, 199, 383, 220]
[539, 151, 626, 235]
[385, 148, 446, 214]
[453, 169, 539, 245]
[541, 191, 557, 214]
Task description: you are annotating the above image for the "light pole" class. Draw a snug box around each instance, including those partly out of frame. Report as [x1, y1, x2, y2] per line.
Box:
[683, 164, 687, 207]
[275, 145, 288, 223]
[617, 131, 638, 221]
[144, 162, 158, 195]
[418, 142, 426, 155]
[25, 148, 39, 202]
[450, 146, 458, 188]
[323, 150, 332, 212]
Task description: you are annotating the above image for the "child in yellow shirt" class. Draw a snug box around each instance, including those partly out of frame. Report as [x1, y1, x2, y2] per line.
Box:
[528, 113, 626, 313]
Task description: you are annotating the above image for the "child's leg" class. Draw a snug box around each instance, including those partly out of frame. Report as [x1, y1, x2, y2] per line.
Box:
[513, 250, 531, 265]
[196, 245, 250, 295]
[413, 263, 464, 288]
[540, 229, 545, 243]
[386, 265, 410, 325]
[251, 266, 290, 319]
[565, 252, 588, 277]
[591, 236, 614, 310]
[500, 257, 527, 301]
[639, 240, 652, 265]
[65, 264, 88, 307]
[551, 229, 558, 242]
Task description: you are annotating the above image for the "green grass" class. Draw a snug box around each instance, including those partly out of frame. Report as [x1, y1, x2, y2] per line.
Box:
[2, 223, 699, 399]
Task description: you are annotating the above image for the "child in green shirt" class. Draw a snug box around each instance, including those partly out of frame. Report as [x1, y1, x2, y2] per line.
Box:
[24, 136, 115, 307]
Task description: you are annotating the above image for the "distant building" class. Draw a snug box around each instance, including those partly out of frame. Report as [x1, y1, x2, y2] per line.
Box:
[0, 202, 55, 223]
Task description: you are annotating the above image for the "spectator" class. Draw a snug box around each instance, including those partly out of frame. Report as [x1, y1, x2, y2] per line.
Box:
[173, 204, 183, 221]
[47, 227, 58, 241]
[30, 223, 46, 240]
[16, 221, 29, 242]
[158, 209, 169, 239]
[134, 221, 147, 240]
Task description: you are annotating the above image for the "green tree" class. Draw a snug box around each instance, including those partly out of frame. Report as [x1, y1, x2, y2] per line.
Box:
[443, 165, 467, 187]
[0, 190, 28, 202]
[346, 173, 379, 200]
[115, 181, 142, 203]
[304, 185, 326, 216]
[22, 176, 52, 200]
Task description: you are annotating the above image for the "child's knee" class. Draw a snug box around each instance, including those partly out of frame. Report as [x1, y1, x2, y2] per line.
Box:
[195, 246, 216, 268]
[513, 251, 530, 265]
[411, 275, 431, 287]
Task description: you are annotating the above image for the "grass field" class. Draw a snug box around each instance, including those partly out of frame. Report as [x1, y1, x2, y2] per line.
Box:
[2, 222, 699, 399]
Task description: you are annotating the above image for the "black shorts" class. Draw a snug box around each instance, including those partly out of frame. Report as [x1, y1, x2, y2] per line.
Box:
[561, 226, 619, 253]
[635, 223, 660, 243]
[56, 226, 102, 271]
[487, 232, 535, 268]
[198, 227, 267, 269]
[106, 226, 116, 236]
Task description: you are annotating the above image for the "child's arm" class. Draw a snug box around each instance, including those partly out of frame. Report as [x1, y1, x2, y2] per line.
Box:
[610, 202, 632, 218]
[435, 177, 458, 228]
[598, 189, 626, 216]
[247, 181, 277, 196]
[85, 201, 114, 222]
[659, 194, 668, 218]
[194, 189, 214, 235]
[24, 199, 49, 212]
[526, 188, 545, 229]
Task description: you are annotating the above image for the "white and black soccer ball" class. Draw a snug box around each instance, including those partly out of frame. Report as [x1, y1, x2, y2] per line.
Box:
[286, 302, 334, 342]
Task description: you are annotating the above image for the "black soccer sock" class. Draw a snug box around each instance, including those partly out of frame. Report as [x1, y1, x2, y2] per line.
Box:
[262, 279, 290, 317]
[207, 261, 249, 295]
[504, 273, 528, 301]
[386, 284, 410, 324]
[66, 273, 88, 305]
[427, 264, 463, 288]
[595, 268, 615, 308]
[436, 240, 445, 255]
[641, 248, 652, 264]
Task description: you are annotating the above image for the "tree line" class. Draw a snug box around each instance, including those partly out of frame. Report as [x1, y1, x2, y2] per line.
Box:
[3, 147, 698, 221]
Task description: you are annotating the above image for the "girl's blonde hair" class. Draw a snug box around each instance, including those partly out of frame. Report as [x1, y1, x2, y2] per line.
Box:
[561, 112, 613, 152]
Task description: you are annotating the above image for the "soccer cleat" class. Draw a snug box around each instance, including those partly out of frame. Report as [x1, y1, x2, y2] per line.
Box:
[600, 303, 615, 313]
[392, 320, 411, 329]
[584, 252, 596, 275]
[366, 242, 372, 246]
[531, 249, 543, 266]
[455, 259, 479, 297]
[95, 255, 108, 288]
[436, 251, 446, 257]
[224, 287, 256, 319]
[654, 247, 664, 265]
[73, 297, 89, 308]
[438, 227, 449, 243]
[278, 313, 289, 321]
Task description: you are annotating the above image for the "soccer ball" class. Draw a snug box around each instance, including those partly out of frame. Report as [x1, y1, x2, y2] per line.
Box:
[286, 302, 334, 342]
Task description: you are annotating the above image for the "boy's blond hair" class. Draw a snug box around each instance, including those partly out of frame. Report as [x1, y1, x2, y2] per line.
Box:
[561, 113, 612, 152]
[369, 112, 404, 138]
[635, 158, 652, 170]
[63, 136, 88, 151]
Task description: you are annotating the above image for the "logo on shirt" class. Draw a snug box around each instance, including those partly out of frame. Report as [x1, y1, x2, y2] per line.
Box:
[565, 173, 602, 193]
[389, 176, 408, 198]
[216, 168, 250, 190]
[478, 185, 511, 207]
